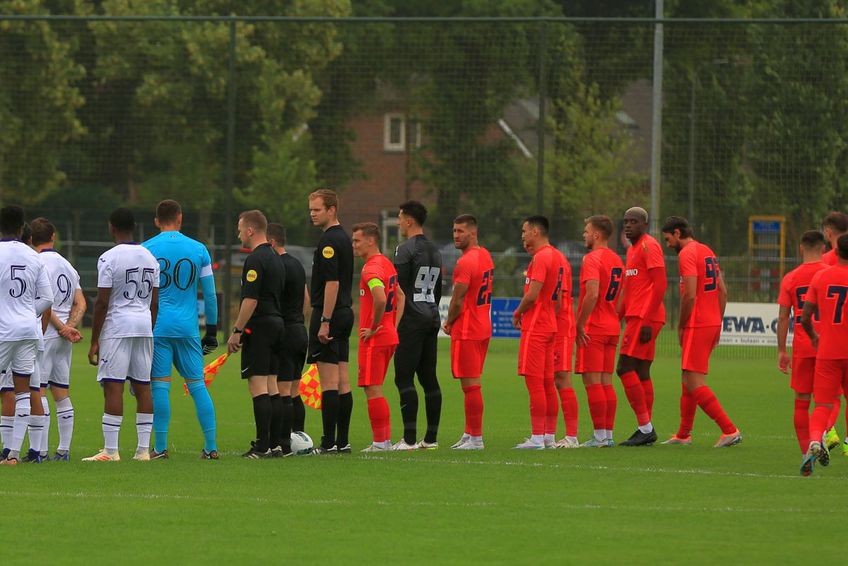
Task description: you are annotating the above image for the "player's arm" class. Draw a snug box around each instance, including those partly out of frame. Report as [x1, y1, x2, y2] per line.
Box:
[639, 266, 667, 343]
[200, 271, 219, 354]
[302, 285, 311, 319]
[575, 279, 599, 345]
[678, 275, 698, 345]
[444, 282, 468, 335]
[88, 287, 111, 365]
[777, 305, 791, 374]
[227, 298, 258, 354]
[717, 270, 728, 318]
[150, 287, 159, 329]
[360, 278, 386, 340]
[800, 300, 818, 348]
[512, 280, 544, 329]
[41, 308, 51, 334]
[56, 289, 86, 342]
[395, 285, 406, 328]
[318, 281, 340, 344]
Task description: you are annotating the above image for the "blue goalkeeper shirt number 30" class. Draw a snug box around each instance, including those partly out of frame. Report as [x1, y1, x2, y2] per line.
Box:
[143, 231, 218, 338]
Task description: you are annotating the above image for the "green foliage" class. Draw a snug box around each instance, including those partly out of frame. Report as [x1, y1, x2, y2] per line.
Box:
[0, 0, 85, 205]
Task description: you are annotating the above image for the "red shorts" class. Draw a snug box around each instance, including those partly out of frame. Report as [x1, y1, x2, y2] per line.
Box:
[451, 338, 490, 378]
[518, 332, 555, 377]
[681, 326, 721, 374]
[357, 343, 396, 387]
[620, 317, 664, 361]
[813, 359, 848, 404]
[791, 356, 816, 394]
[575, 334, 619, 374]
[553, 333, 574, 373]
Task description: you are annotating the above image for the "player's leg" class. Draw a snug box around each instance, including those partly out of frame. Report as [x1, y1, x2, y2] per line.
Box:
[393, 328, 422, 447]
[315, 360, 340, 451]
[37, 386, 50, 459]
[291, 379, 306, 432]
[0, 385, 13, 458]
[636, 359, 655, 419]
[246, 375, 273, 457]
[127, 337, 155, 460]
[617, 353, 651, 443]
[268, 376, 288, 456]
[82, 376, 124, 462]
[361, 345, 392, 452]
[242, 323, 276, 458]
[516, 333, 546, 449]
[543, 342, 558, 449]
[791, 357, 815, 455]
[288, 324, 308, 434]
[276, 378, 294, 457]
[451, 339, 485, 449]
[554, 332, 578, 448]
[48, 338, 74, 460]
[2, 340, 38, 464]
[334, 313, 354, 453]
[150, 337, 175, 456]
[804, 360, 844, 474]
[577, 337, 607, 447]
[416, 327, 442, 446]
[22, 355, 46, 462]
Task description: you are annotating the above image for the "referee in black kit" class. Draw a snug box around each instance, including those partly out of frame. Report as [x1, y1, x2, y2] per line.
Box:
[307, 189, 355, 454]
[227, 210, 286, 459]
[268, 222, 310, 450]
[393, 201, 443, 450]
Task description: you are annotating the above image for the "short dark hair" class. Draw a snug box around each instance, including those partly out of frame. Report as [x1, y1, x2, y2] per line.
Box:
[399, 200, 428, 227]
[267, 222, 286, 247]
[30, 217, 55, 247]
[109, 208, 136, 233]
[800, 230, 826, 250]
[352, 222, 381, 243]
[19, 222, 32, 245]
[661, 215, 694, 239]
[0, 205, 25, 237]
[453, 214, 477, 227]
[524, 215, 549, 236]
[156, 199, 182, 224]
[823, 211, 848, 234]
[239, 210, 267, 233]
[584, 215, 614, 239]
[838, 233, 848, 260]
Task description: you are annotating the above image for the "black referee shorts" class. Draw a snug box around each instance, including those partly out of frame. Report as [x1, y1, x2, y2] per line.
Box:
[278, 323, 308, 382]
[241, 315, 285, 379]
[308, 307, 353, 365]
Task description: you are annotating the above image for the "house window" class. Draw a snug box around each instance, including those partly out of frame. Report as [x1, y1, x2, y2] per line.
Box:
[384, 113, 405, 152]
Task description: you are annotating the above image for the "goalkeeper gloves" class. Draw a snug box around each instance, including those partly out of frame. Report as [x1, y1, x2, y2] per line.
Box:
[201, 325, 218, 355]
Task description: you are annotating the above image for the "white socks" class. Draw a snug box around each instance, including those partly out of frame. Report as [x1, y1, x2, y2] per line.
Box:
[102, 413, 122, 452]
[136, 413, 153, 451]
[55, 397, 74, 453]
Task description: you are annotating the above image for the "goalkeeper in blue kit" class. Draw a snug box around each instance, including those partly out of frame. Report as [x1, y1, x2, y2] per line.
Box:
[142, 200, 220, 459]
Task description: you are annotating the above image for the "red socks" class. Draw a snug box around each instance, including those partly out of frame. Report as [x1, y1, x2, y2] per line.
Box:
[366, 397, 390, 443]
[585, 384, 606, 432]
[642, 378, 654, 419]
[603, 384, 617, 432]
[810, 404, 832, 449]
[558, 387, 578, 438]
[677, 384, 697, 439]
[827, 397, 841, 429]
[620, 371, 650, 426]
[524, 376, 546, 435]
[793, 398, 811, 454]
[544, 378, 558, 435]
[693, 386, 735, 435]
[462, 385, 484, 437]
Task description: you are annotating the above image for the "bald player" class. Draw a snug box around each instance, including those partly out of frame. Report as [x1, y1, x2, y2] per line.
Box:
[616, 207, 666, 446]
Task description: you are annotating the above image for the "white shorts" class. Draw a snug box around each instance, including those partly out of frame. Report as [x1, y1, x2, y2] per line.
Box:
[97, 337, 153, 384]
[42, 337, 73, 389]
[0, 340, 38, 390]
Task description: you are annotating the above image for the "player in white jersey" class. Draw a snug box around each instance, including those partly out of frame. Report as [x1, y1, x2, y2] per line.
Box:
[31, 218, 85, 460]
[0, 206, 54, 466]
[83, 208, 159, 462]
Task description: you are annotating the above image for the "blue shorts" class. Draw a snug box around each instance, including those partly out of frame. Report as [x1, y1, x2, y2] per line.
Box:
[152, 337, 204, 379]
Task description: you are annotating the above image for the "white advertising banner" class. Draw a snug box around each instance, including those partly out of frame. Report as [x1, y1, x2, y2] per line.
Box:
[719, 302, 785, 347]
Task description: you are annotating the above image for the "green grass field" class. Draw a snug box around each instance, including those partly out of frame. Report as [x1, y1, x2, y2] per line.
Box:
[2, 335, 843, 565]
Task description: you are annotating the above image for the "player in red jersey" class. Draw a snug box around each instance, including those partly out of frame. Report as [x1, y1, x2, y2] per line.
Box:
[616, 207, 666, 447]
[552, 246, 579, 448]
[820, 211, 848, 447]
[661, 216, 741, 447]
[800, 233, 848, 476]
[512, 216, 560, 449]
[575, 215, 624, 448]
[777, 230, 827, 456]
[443, 214, 494, 450]
[352, 223, 405, 452]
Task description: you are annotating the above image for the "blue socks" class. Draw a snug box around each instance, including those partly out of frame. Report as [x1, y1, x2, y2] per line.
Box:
[187, 380, 217, 452]
[151, 380, 171, 453]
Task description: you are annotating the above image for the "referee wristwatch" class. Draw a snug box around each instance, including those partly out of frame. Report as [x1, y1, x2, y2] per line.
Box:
[320, 316, 332, 324]
[232, 327, 243, 334]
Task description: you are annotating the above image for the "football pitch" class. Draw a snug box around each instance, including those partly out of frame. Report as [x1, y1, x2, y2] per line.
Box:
[2, 336, 843, 565]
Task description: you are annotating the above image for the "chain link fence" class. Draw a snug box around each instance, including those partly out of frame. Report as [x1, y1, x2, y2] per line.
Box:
[3, 14, 846, 342]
